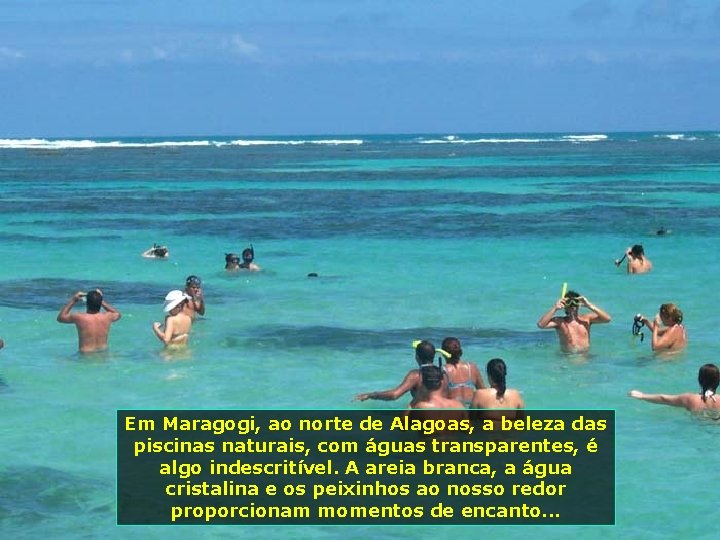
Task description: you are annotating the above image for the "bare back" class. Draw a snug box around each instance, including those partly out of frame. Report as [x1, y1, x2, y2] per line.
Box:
[70, 312, 117, 353]
[470, 387, 524, 423]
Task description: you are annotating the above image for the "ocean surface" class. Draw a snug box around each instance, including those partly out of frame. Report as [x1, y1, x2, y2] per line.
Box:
[1, 131, 719, 539]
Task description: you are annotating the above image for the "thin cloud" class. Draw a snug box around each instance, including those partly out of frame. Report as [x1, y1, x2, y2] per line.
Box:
[0, 46, 25, 60]
[227, 34, 259, 59]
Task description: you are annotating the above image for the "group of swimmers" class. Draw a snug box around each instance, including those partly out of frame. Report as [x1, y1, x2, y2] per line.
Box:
[141, 242, 262, 273]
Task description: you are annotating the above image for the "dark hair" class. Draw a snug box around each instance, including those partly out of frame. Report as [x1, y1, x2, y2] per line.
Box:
[153, 247, 168, 257]
[441, 337, 462, 362]
[630, 244, 645, 258]
[185, 275, 202, 286]
[86, 290, 103, 312]
[487, 358, 507, 398]
[415, 340, 436, 365]
[699, 364, 720, 402]
[420, 365, 443, 391]
[225, 253, 239, 262]
[242, 247, 254, 261]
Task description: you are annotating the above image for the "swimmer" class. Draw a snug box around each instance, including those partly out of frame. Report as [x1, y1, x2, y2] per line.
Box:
[408, 365, 468, 428]
[57, 289, 122, 353]
[470, 358, 525, 424]
[629, 364, 720, 412]
[636, 303, 687, 352]
[142, 243, 169, 258]
[537, 289, 611, 353]
[225, 253, 241, 271]
[616, 244, 652, 274]
[239, 246, 261, 271]
[355, 340, 447, 406]
[152, 290, 192, 347]
[183, 275, 205, 318]
[441, 337, 484, 407]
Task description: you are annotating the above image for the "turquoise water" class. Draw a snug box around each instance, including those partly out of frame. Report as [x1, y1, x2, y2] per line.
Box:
[1, 132, 719, 539]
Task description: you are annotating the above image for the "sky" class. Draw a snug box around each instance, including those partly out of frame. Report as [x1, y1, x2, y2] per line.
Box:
[1, 0, 719, 137]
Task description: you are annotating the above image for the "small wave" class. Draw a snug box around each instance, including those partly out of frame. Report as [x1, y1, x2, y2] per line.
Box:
[419, 137, 554, 144]
[561, 134, 608, 142]
[0, 138, 363, 150]
[653, 133, 699, 141]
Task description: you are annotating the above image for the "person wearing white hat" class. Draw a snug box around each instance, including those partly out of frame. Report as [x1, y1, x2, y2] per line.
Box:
[152, 290, 192, 347]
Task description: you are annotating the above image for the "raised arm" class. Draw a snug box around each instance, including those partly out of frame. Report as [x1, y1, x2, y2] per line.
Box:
[152, 317, 174, 345]
[355, 370, 419, 401]
[101, 298, 122, 322]
[57, 291, 84, 323]
[581, 296, 611, 324]
[537, 299, 564, 329]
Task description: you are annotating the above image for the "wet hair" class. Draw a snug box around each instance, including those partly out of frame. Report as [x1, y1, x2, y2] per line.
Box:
[86, 290, 103, 312]
[225, 253, 239, 263]
[659, 303, 683, 324]
[185, 275, 202, 286]
[441, 337, 462, 362]
[242, 247, 254, 262]
[699, 364, 719, 402]
[415, 340, 436, 366]
[487, 358, 507, 398]
[630, 244, 645, 258]
[153, 246, 168, 257]
[420, 365, 444, 391]
[564, 290, 581, 309]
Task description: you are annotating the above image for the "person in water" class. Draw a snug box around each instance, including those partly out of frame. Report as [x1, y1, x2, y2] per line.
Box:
[142, 243, 169, 258]
[628, 364, 719, 412]
[183, 275, 205, 318]
[441, 337, 484, 406]
[355, 340, 446, 406]
[636, 303, 687, 352]
[239, 246, 261, 271]
[470, 358, 525, 423]
[616, 244, 652, 274]
[225, 253, 241, 271]
[537, 290, 612, 353]
[408, 365, 467, 429]
[152, 290, 192, 347]
[56, 289, 122, 353]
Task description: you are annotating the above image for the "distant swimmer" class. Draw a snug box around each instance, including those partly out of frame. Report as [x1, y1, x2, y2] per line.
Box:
[355, 340, 446, 406]
[441, 337, 484, 407]
[629, 364, 719, 413]
[470, 358, 524, 424]
[537, 289, 611, 353]
[0, 338, 4, 351]
[225, 253, 241, 272]
[615, 245, 652, 274]
[408, 365, 467, 428]
[142, 243, 169, 258]
[239, 245, 261, 271]
[656, 226, 671, 236]
[57, 289, 122, 353]
[183, 275, 205, 318]
[152, 290, 192, 347]
[636, 303, 687, 353]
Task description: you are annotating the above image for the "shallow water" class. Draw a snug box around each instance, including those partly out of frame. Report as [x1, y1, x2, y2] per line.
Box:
[1, 132, 719, 539]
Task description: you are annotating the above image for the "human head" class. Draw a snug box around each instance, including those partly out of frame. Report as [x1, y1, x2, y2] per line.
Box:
[441, 337, 462, 362]
[420, 365, 444, 391]
[153, 246, 168, 257]
[659, 303, 683, 325]
[225, 253, 240, 267]
[486, 358, 507, 398]
[185, 275, 202, 289]
[86, 290, 103, 313]
[415, 340, 436, 366]
[630, 245, 645, 258]
[698, 364, 720, 401]
[563, 290, 581, 312]
[163, 290, 189, 314]
[242, 247, 254, 263]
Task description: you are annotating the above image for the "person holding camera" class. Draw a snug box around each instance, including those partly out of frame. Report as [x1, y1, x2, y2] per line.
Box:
[635, 303, 687, 353]
[615, 244, 652, 274]
[537, 290, 612, 353]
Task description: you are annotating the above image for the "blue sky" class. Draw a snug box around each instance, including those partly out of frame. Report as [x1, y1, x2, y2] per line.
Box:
[1, 0, 719, 137]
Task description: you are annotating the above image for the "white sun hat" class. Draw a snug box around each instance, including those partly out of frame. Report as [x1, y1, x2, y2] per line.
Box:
[163, 290, 189, 313]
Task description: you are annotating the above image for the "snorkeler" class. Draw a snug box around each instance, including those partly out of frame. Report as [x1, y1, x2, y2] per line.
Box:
[142, 243, 169, 258]
[441, 337, 484, 406]
[56, 289, 122, 353]
[537, 289, 611, 353]
[152, 290, 192, 347]
[636, 303, 687, 352]
[629, 364, 719, 412]
[615, 244, 652, 274]
[225, 253, 241, 271]
[239, 245, 261, 271]
[355, 340, 446, 406]
[183, 275, 205, 318]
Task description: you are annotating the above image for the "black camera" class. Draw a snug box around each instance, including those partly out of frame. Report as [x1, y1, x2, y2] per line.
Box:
[632, 314, 645, 341]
